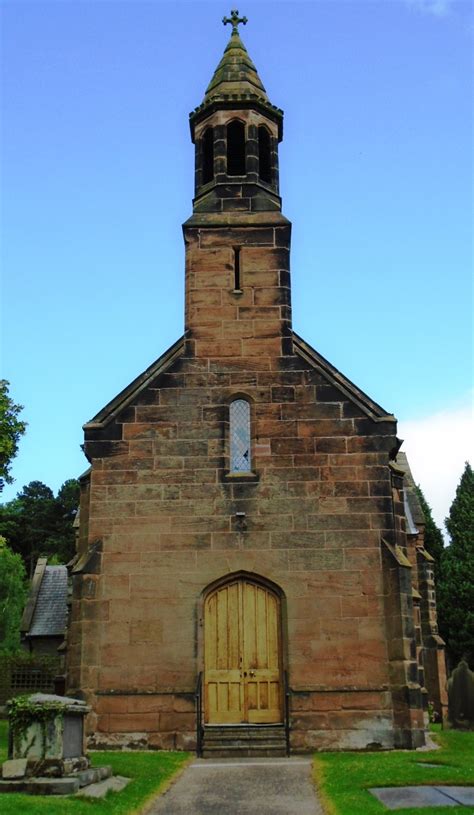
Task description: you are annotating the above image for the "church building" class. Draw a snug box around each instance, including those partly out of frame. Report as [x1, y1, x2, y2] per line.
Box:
[67, 12, 447, 755]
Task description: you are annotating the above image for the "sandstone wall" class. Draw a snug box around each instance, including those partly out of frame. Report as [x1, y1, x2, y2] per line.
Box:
[67, 222, 423, 751]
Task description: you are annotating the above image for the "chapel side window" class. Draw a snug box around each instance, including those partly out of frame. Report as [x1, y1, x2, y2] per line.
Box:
[230, 399, 251, 472]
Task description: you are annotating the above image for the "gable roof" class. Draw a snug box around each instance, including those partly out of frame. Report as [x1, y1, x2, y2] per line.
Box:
[84, 336, 185, 430]
[293, 333, 395, 422]
[85, 332, 395, 430]
[21, 562, 68, 638]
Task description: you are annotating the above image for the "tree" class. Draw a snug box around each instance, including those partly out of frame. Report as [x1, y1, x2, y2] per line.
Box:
[0, 380, 26, 492]
[445, 462, 474, 550]
[437, 462, 474, 670]
[0, 479, 80, 575]
[57, 479, 81, 520]
[415, 485, 445, 573]
[0, 535, 27, 652]
[52, 478, 81, 563]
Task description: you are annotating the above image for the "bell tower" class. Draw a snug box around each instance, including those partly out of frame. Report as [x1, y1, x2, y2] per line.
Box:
[183, 11, 292, 360]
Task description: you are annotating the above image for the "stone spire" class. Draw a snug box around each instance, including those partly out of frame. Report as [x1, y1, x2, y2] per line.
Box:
[187, 11, 285, 214]
[203, 25, 269, 104]
[190, 11, 283, 139]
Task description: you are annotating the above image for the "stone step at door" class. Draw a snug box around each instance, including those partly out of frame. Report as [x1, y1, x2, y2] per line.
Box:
[202, 725, 287, 758]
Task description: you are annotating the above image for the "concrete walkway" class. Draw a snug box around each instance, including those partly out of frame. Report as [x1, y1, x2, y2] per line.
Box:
[148, 757, 323, 815]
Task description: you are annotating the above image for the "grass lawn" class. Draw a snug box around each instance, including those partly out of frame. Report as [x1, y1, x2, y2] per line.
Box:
[0, 719, 190, 814]
[314, 725, 474, 815]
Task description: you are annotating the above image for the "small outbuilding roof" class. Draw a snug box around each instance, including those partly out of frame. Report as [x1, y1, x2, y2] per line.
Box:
[21, 560, 68, 638]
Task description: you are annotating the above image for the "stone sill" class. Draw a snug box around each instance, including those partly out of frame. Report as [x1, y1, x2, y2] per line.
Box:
[223, 471, 259, 484]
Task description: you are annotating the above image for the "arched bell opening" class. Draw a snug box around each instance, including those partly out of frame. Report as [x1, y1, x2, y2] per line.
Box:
[226, 119, 246, 176]
[258, 125, 272, 184]
[201, 126, 215, 185]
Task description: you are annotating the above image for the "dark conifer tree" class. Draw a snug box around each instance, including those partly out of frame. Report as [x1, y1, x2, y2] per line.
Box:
[437, 462, 474, 669]
[0, 479, 80, 574]
[415, 485, 445, 574]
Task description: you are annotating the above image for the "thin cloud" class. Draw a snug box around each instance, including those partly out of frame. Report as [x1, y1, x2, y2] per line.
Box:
[404, 0, 455, 17]
[398, 396, 474, 539]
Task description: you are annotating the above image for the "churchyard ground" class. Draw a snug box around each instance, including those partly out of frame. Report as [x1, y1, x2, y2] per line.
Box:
[314, 725, 474, 815]
[0, 719, 190, 815]
[1, 720, 474, 814]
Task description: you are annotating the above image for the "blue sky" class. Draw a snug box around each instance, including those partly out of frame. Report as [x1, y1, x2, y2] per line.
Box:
[1, 0, 472, 532]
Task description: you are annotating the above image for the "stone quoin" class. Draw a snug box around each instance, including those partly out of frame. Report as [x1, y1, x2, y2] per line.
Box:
[66, 11, 448, 754]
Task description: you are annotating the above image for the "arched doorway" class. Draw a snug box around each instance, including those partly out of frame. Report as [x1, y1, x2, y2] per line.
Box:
[204, 576, 283, 724]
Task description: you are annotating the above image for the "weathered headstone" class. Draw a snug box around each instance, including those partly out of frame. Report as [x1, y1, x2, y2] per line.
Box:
[7, 693, 90, 776]
[447, 659, 474, 729]
[0, 693, 114, 795]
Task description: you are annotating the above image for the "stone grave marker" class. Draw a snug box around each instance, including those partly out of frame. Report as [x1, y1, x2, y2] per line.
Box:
[0, 693, 116, 795]
[447, 660, 474, 729]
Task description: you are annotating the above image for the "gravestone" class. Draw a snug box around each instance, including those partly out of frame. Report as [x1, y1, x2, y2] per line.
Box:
[0, 693, 114, 795]
[7, 693, 90, 774]
[447, 660, 474, 729]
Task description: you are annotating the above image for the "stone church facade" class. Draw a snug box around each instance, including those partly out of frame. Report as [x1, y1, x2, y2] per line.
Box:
[67, 16, 447, 754]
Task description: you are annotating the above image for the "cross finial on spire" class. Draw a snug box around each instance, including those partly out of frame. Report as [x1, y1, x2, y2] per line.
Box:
[222, 9, 248, 33]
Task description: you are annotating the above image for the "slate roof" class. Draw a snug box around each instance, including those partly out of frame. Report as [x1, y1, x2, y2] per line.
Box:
[396, 451, 425, 532]
[404, 493, 419, 535]
[28, 566, 68, 637]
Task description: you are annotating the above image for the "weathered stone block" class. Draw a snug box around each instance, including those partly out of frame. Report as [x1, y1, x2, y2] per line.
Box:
[2, 759, 28, 780]
[199, 228, 275, 247]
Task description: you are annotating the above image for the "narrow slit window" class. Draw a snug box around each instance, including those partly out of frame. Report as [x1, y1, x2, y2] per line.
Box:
[227, 120, 246, 176]
[233, 246, 241, 291]
[258, 125, 272, 183]
[202, 127, 214, 184]
[230, 399, 251, 472]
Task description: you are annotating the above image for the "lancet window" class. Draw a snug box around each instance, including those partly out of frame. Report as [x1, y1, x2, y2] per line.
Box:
[229, 399, 251, 472]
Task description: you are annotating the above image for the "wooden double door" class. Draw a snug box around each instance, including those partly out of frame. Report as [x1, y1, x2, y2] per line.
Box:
[204, 578, 283, 724]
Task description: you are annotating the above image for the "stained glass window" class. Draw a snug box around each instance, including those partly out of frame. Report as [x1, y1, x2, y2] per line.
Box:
[230, 399, 251, 472]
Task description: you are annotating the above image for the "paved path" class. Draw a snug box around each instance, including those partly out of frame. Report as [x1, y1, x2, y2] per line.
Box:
[149, 757, 323, 815]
